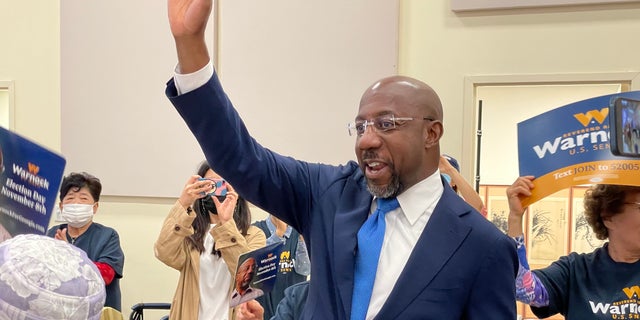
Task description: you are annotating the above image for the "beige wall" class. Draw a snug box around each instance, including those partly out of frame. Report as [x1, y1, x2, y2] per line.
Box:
[1, 1, 269, 313]
[399, 1, 640, 179]
[92, 198, 178, 313]
[0, 1, 60, 149]
[5, 0, 640, 316]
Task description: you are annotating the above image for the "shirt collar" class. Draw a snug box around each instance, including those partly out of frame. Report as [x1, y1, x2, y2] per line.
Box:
[266, 215, 292, 238]
[396, 169, 444, 225]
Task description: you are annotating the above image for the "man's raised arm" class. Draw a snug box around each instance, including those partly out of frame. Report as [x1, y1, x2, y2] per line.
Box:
[168, 0, 212, 73]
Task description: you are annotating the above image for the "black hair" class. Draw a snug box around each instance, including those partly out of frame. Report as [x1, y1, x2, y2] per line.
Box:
[187, 161, 252, 254]
[59, 172, 102, 202]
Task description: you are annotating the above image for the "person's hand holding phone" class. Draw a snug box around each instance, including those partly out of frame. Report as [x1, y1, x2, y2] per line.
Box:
[212, 183, 238, 224]
[178, 175, 212, 211]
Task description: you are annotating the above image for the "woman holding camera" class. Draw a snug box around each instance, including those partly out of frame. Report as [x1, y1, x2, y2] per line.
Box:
[154, 161, 266, 320]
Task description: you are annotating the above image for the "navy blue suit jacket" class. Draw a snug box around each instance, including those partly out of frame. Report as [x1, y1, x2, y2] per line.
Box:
[166, 74, 518, 319]
[272, 281, 309, 320]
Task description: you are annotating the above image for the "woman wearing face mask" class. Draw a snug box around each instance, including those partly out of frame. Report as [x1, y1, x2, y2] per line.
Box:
[154, 162, 266, 320]
[46, 172, 125, 311]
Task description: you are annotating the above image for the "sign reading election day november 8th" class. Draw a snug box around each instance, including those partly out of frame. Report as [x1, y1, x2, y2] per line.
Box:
[0, 126, 66, 241]
[518, 91, 640, 206]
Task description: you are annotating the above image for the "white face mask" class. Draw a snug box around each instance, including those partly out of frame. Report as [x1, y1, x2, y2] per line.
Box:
[60, 203, 95, 228]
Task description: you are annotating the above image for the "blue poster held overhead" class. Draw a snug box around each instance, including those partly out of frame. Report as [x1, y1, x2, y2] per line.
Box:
[517, 91, 640, 206]
[0, 126, 66, 241]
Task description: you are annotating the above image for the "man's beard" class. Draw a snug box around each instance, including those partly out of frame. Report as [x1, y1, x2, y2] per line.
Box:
[366, 172, 401, 198]
[361, 150, 402, 198]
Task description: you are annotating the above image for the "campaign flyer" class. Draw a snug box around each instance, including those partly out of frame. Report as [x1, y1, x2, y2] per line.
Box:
[517, 91, 640, 206]
[0, 126, 66, 241]
[229, 241, 284, 307]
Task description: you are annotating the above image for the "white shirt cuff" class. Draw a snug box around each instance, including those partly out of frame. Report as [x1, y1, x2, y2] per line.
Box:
[173, 61, 214, 95]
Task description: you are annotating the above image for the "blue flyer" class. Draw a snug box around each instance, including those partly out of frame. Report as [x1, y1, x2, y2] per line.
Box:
[517, 91, 640, 206]
[229, 241, 284, 307]
[0, 126, 66, 240]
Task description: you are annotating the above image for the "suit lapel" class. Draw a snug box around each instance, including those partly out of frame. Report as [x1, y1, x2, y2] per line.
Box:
[333, 189, 372, 319]
[376, 189, 471, 319]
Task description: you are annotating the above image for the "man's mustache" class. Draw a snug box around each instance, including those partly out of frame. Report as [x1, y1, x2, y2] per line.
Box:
[361, 151, 378, 162]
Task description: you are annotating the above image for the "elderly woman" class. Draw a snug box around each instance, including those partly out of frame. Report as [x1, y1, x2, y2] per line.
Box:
[46, 172, 124, 311]
[506, 176, 640, 320]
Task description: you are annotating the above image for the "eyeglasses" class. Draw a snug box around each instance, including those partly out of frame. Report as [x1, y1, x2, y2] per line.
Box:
[347, 115, 435, 136]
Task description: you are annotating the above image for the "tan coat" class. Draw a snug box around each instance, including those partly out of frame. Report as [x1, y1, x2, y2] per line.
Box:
[154, 201, 266, 320]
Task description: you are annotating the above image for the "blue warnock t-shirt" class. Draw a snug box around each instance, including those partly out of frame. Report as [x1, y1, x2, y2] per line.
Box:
[532, 243, 640, 320]
[253, 220, 308, 320]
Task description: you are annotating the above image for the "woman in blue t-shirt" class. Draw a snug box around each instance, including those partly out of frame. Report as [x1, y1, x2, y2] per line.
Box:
[507, 176, 640, 320]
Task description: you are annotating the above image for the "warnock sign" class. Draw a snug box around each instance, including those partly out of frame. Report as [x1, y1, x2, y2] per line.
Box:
[0, 127, 66, 240]
[517, 90, 640, 206]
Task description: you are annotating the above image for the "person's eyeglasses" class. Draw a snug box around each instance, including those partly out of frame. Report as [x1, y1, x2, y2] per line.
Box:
[347, 115, 435, 136]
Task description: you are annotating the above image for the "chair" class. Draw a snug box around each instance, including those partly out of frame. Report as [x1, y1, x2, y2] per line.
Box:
[128, 303, 171, 320]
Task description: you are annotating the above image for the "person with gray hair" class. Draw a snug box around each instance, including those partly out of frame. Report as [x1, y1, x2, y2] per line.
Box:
[0, 234, 106, 320]
[46, 171, 125, 311]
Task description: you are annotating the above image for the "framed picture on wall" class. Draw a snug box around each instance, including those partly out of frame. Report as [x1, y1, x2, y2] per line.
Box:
[526, 189, 570, 265]
[477, 185, 487, 204]
[485, 186, 509, 234]
[570, 186, 606, 254]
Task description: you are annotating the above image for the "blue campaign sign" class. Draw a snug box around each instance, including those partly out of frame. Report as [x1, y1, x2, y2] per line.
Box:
[0, 127, 66, 239]
[517, 91, 640, 206]
[229, 241, 284, 307]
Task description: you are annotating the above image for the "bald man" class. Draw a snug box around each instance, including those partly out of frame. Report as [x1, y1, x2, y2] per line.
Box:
[164, 0, 517, 319]
[230, 257, 265, 307]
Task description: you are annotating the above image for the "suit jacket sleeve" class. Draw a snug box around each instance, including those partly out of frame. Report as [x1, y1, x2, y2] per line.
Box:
[270, 281, 310, 320]
[464, 233, 518, 319]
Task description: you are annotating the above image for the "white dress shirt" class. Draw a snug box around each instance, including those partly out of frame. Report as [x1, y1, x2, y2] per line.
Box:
[173, 62, 213, 94]
[366, 170, 444, 319]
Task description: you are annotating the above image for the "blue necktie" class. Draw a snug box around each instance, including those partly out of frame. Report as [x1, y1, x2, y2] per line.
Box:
[350, 197, 400, 320]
